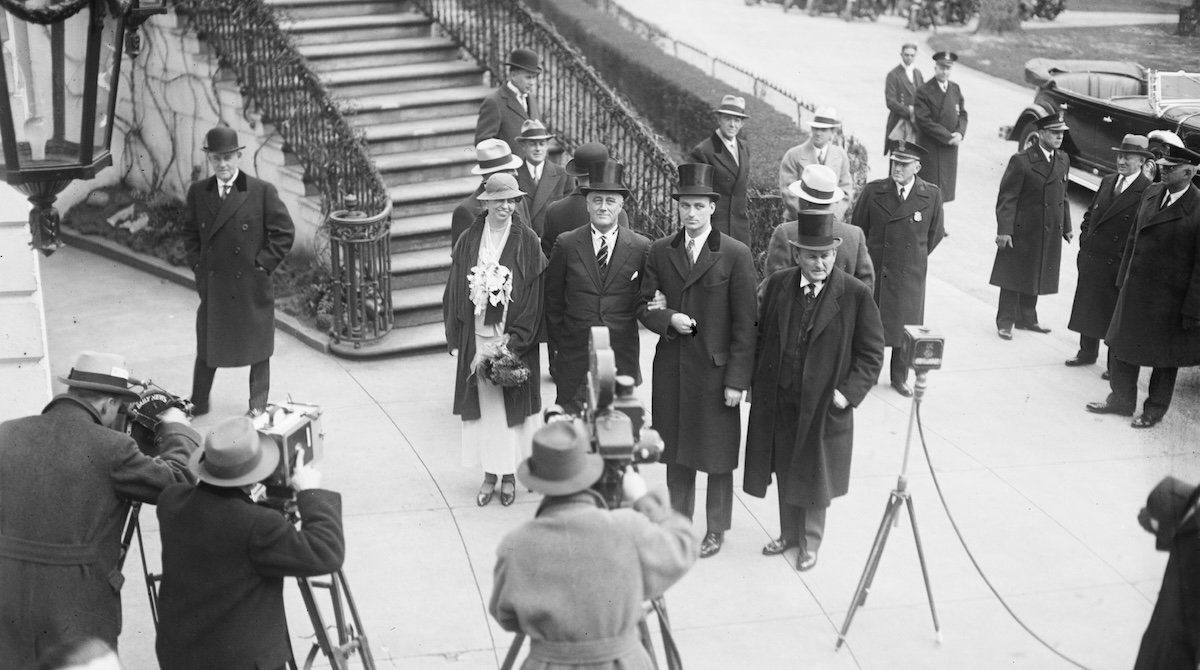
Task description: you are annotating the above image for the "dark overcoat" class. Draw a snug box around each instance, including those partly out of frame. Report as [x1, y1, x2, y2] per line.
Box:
[637, 229, 757, 474]
[913, 79, 967, 202]
[475, 85, 537, 153]
[989, 144, 1072, 296]
[451, 184, 531, 248]
[689, 132, 751, 246]
[540, 189, 630, 260]
[763, 218, 874, 293]
[444, 215, 547, 426]
[0, 397, 197, 664]
[1068, 172, 1150, 339]
[743, 267, 884, 508]
[1106, 184, 1200, 367]
[155, 485, 344, 670]
[884, 64, 924, 150]
[851, 176, 945, 345]
[183, 171, 295, 367]
[516, 160, 573, 240]
[545, 224, 651, 403]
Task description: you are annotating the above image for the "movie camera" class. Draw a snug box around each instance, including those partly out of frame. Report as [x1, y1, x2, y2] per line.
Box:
[121, 378, 193, 455]
[248, 401, 325, 509]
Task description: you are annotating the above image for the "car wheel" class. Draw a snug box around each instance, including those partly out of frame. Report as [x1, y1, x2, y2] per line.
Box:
[1019, 123, 1039, 151]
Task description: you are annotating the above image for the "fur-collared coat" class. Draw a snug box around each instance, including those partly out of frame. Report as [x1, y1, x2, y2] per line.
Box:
[689, 131, 751, 246]
[913, 79, 967, 202]
[989, 144, 1072, 296]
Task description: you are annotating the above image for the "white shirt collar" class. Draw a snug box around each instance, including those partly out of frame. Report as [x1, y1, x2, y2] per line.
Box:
[895, 177, 914, 198]
[218, 169, 240, 190]
[800, 274, 825, 296]
[903, 63, 916, 79]
[684, 226, 712, 261]
[1040, 144, 1054, 163]
[506, 81, 526, 100]
[1165, 187, 1187, 208]
[938, 80, 948, 92]
[528, 161, 543, 180]
[719, 132, 738, 152]
[591, 225, 618, 245]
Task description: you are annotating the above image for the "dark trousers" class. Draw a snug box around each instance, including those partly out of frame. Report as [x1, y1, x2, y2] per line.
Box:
[666, 464, 733, 533]
[996, 288, 1039, 329]
[191, 356, 271, 411]
[1108, 357, 1178, 418]
[779, 500, 827, 554]
[1078, 334, 1100, 360]
[888, 347, 908, 384]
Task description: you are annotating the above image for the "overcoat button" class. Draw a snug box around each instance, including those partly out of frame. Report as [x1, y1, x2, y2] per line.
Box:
[235, 272, 242, 279]
[234, 248, 240, 255]
[242, 224, 248, 231]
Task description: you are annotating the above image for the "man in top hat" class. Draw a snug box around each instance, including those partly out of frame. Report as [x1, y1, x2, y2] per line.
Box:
[765, 164, 874, 291]
[779, 107, 854, 221]
[183, 126, 295, 418]
[475, 47, 542, 153]
[884, 43, 924, 152]
[490, 421, 697, 669]
[0, 351, 199, 663]
[1087, 143, 1200, 428]
[1133, 476, 1200, 668]
[688, 94, 752, 246]
[450, 138, 531, 246]
[913, 52, 967, 202]
[155, 416, 344, 669]
[514, 119, 573, 239]
[1066, 135, 1153, 372]
[544, 160, 652, 412]
[744, 215, 884, 572]
[541, 142, 630, 259]
[850, 139, 945, 396]
[990, 113, 1072, 341]
[637, 163, 757, 559]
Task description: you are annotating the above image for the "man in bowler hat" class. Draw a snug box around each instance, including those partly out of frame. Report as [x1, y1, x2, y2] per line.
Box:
[183, 126, 295, 417]
[688, 94, 752, 246]
[475, 47, 542, 153]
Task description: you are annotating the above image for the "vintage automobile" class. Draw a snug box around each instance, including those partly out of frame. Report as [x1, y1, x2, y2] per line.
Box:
[1003, 59, 1200, 188]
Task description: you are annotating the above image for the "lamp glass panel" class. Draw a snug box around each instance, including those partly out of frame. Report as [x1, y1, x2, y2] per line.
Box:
[91, 9, 121, 153]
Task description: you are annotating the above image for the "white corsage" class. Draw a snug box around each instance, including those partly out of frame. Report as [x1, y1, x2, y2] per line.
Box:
[467, 260, 513, 316]
[914, 211, 923, 222]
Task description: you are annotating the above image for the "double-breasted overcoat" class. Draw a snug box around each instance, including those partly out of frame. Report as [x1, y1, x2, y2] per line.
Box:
[913, 79, 967, 202]
[989, 144, 1072, 296]
[689, 132, 751, 246]
[637, 229, 757, 474]
[183, 171, 294, 368]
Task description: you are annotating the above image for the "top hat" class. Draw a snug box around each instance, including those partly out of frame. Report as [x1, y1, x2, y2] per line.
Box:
[202, 127, 244, 154]
[1111, 134, 1154, 158]
[1155, 142, 1200, 167]
[565, 142, 612, 177]
[516, 119, 555, 142]
[787, 164, 846, 205]
[932, 51, 958, 64]
[672, 163, 721, 201]
[1141, 476, 1199, 551]
[579, 160, 630, 197]
[476, 172, 527, 201]
[471, 138, 524, 175]
[786, 209, 842, 252]
[1034, 112, 1069, 131]
[809, 106, 841, 129]
[517, 421, 603, 496]
[713, 94, 749, 119]
[58, 351, 139, 399]
[190, 416, 280, 488]
[505, 48, 543, 74]
[888, 139, 928, 164]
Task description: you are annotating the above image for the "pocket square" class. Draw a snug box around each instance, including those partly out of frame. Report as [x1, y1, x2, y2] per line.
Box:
[630, 271, 638, 280]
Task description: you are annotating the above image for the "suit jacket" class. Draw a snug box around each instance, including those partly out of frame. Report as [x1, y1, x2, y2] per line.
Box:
[689, 132, 751, 245]
[989, 144, 1071, 295]
[451, 183, 532, 248]
[637, 229, 757, 474]
[884, 64, 924, 150]
[540, 189, 630, 260]
[764, 219, 874, 292]
[779, 140, 853, 220]
[475, 84, 536, 153]
[183, 171, 295, 367]
[0, 397, 197, 664]
[913, 79, 967, 201]
[1069, 172, 1150, 339]
[516, 160, 573, 239]
[156, 484, 344, 670]
[545, 224, 651, 405]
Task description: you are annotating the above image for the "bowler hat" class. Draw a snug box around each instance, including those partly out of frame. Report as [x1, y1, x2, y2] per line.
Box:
[476, 172, 527, 201]
[888, 139, 928, 164]
[809, 106, 841, 129]
[1155, 142, 1200, 167]
[672, 163, 721, 201]
[787, 164, 845, 205]
[58, 351, 139, 399]
[190, 416, 280, 488]
[786, 210, 842, 252]
[1141, 476, 1199, 550]
[471, 138, 524, 175]
[505, 48, 542, 74]
[713, 94, 749, 119]
[517, 421, 603, 496]
[565, 142, 612, 177]
[932, 51, 958, 64]
[1112, 134, 1153, 158]
[202, 126, 244, 154]
[516, 119, 555, 142]
[1034, 112, 1069, 131]
[579, 160, 631, 198]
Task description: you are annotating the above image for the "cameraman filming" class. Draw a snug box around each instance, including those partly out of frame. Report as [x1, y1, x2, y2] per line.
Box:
[490, 421, 698, 668]
[155, 415, 344, 669]
[0, 351, 199, 665]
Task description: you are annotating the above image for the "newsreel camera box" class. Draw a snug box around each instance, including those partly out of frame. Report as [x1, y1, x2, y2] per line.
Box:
[257, 402, 324, 488]
[901, 325, 945, 371]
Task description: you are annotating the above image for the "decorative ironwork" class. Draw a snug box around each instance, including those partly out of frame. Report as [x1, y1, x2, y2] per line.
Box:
[328, 194, 393, 345]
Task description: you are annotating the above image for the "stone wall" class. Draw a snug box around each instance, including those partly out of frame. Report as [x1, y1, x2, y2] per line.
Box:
[0, 195, 52, 420]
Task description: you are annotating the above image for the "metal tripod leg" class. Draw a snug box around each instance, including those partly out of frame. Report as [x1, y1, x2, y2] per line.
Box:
[296, 571, 376, 669]
[836, 489, 904, 649]
[905, 494, 941, 640]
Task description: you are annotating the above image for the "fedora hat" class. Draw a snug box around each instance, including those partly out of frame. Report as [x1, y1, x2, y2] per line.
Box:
[58, 351, 139, 399]
[1034, 112, 1069, 132]
[786, 210, 842, 252]
[471, 138, 524, 175]
[713, 94, 749, 119]
[517, 421, 603, 496]
[190, 416, 280, 488]
[579, 160, 630, 198]
[505, 48, 542, 74]
[516, 119, 555, 142]
[809, 106, 841, 129]
[202, 126, 244, 154]
[672, 163, 721, 201]
[787, 164, 846, 205]
[565, 142, 612, 177]
[1155, 142, 1200, 167]
[476, 172, 527, 201]
[1111, 134, 1153, 158]
[887, 139, 928, 164]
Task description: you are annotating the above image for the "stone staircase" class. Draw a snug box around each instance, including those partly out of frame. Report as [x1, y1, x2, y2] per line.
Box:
[266, 0, 489, 356]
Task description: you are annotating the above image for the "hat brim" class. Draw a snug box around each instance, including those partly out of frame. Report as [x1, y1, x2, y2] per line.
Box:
[580, 185, 631, 198]
[808, 121, 839, 129]
[517, 133, 555, 141]
[671, 189, 721, 202]
[787, 182, 846, 205]
[190, 432, 281, 488]
[57, 376, 139, 400]
[1113, 146, 1155, 158]
[714, 108, 749, 119]
[478, 188, 528, 201]
[889, 155, 921, 164]
[472, 155, 524, 175]
[505, 61, 543, 74]
[787, 237, 843, 252]
[202, 145, 245, 154]
[517, 451, 604, 496]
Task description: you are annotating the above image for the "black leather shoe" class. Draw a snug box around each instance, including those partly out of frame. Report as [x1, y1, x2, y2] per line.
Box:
[1085, 401, 1134, 417]
[797, 550, 818, 571]
[476, 478, 496, 507]
[500, 478, 516, 506]
[1064, 355, 1097, 367]
[1015, 323, 1052, 333]
[1101, 370, 1111, 381]
[1131, 414, 1163, 429]
[190, 399, 209, 417]
[245, 408, 265, 419]
[891, 380, 913, 398]
[997, 326, 1013, 340]
[762, 537, 797, 556]
[700, 532, 724, 558]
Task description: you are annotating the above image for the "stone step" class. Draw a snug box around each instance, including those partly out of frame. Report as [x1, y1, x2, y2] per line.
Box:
[339, 85, 490, 126]
[390, 283, 444, 327]
[265, 0, 410, 20]
[300, 37, 460, 71]
[357, 114, 477, 156]
[329, 321, 445, 359]
[283, 13, 431, 45]
[388, 175, 478, 218]
[390, 211, 451, 252]
[374, 146, 477, 186]
[322, 60, 484, 98]
[390, 247, 450, 289]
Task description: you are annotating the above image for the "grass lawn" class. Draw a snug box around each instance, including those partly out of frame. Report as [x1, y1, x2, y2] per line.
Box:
[929, 23, 1200, 88]
[1069, 0, 1183, 12]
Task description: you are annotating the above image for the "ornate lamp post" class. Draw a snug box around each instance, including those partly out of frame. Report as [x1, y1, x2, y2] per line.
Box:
[0, 0, 163, 255]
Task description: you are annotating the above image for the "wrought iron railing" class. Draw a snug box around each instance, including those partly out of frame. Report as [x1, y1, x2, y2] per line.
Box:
[174, 0, 390, 217]
[408, 0, 680, 238]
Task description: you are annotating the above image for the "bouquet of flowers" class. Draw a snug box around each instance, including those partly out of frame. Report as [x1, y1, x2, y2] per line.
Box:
[467, 260, 513, 323]
[478, 343, 530, 388]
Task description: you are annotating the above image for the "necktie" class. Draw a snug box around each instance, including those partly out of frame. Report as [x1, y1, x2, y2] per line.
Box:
[220, 184, 230, 200]
[818, 149, 826, 165]
[686, 238, 695, 268]
[531, 164, 540, 186]
[898, 184, 906, 200]
[1162, 193, 1171, 211]
[518, 94, 528, 112]
[729, 141, 739, 166]
[1117, 176, 1127, 194]
[597, 234, 609, 273]
[805, 283, 817, 301]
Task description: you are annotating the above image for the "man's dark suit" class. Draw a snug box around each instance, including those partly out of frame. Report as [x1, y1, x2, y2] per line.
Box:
[515, 160, 573, 239]
[913, 79, 967, 201]
[689, 132, 751, 245]
[544, 224, 651, 408]
[540, 189, 630, 260]
[884, 64, 924, 150]
[475, 84, 536, 153]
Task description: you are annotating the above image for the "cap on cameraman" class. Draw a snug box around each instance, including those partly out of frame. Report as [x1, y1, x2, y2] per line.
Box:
[518, 421, 603, 496]
[191, 416, 279, 488]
